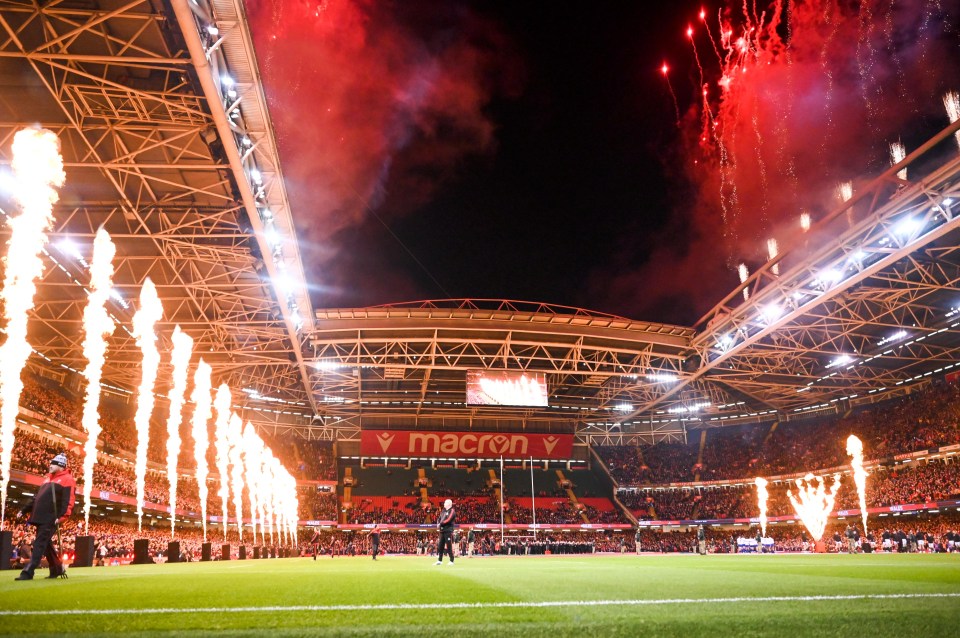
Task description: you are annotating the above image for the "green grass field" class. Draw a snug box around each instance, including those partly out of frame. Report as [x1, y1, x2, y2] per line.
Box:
[0, 554, 958, 637]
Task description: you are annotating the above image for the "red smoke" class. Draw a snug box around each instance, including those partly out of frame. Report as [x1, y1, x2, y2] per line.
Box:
[245, 0, 521, 301]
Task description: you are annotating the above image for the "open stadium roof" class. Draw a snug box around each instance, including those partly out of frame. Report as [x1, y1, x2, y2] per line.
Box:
[1, 0, 959, 446]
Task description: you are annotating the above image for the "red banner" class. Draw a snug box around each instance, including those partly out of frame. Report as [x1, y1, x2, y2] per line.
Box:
[360, 430, 575, 460]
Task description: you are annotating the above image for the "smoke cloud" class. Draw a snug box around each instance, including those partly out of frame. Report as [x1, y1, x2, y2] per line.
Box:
[247, 0, 521, 304]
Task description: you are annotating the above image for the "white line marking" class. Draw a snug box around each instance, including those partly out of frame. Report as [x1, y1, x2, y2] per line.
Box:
[1, 592, 958, 616]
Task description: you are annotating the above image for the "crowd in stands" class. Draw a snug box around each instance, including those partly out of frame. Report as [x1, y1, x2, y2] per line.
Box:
[292, 441, 336, 481]
[10, 368, 960, 536]
[10, 429, 223, 515]
[599, 382, 960, 487]
[4, 372, 348, 520]
[20, 374, 81, 430]
[619, 457, 960, 521]
[298, 487, 337, 521]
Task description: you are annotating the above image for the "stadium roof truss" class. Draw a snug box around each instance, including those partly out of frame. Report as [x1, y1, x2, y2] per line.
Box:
[2, 1, 959, 447]
[654, 118, 960, 429]
[309, 121, 960, 444]
[308, 300, 695, 442]
[0, 0, 316, 427]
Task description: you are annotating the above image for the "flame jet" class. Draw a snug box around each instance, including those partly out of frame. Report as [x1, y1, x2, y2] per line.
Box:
[263, 452, 276, 545]
[132, 278, 163, 533]
[242, 422, 264, 544]
[754, 477, 769, 538]
[0, 128, 64, 527]
[213, 384, 232, 541]
[190, 360, 213, 541]
[79, 228, 116, 534]
[846, 434, 869, 535]
[165, 326, 193, 538]
[787, 473, 841, 542]
[228, 414, 245, 541]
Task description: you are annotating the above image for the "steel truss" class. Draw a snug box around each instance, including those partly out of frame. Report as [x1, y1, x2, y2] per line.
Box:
[638, 119, 960, 428]
[3, 2, 960, 448]
[0, 0, 314, 430]
[307, 300, 693, 440]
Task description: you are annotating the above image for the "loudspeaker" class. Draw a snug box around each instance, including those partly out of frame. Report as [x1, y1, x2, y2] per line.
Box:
[0, 530, 12, 570]
[167, 541, 181, 563]
[238, 545, 246, 560]
[132, 538, 154, 564]
[201, 542, 211, 562]
[253, 546, 260, 559]
[221, 543, 231, 560]
[73, 535, 95, 567]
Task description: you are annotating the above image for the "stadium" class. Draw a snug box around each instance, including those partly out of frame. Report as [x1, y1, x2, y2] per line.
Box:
[0, 1, 958, 636]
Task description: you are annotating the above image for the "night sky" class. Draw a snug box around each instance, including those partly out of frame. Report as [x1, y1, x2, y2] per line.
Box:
[246, 0, 960, 326]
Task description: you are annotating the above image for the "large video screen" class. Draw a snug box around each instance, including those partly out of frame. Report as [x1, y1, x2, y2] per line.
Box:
[466, 369, 549, 407]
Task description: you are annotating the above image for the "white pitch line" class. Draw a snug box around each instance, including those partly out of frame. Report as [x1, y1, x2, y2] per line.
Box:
[1, 592, 959, 616]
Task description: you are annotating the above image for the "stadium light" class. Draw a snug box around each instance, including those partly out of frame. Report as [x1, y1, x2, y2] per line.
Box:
[58, 238, 83, 260]
[815, 268, 843, 288]
[893, 216, 923, 238]
[646, 372, 679, 382]
[715, 333, 734, 351]
[760, 303, 783, 324]
[877, 330, 908, 346]
[273, 273, 292, 295]
[826, 354, 854, 368]
[265, 226, 280, 247]
[0, 165, 14, 193]
[109, 288, 130, 309]
[614, 403, 634, 412]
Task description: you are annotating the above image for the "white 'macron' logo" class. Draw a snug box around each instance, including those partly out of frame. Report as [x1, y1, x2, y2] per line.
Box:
[409, 432, 530, 455]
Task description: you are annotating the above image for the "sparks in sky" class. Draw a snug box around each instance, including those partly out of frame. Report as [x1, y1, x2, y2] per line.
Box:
[666, 1, 959, 293]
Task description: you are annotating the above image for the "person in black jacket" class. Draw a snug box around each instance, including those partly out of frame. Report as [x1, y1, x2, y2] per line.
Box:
[369, 524, 381, 560]
[15, 453, 75, 581]
[435, 499, 456, 565]
[308, 528, 322, 560]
